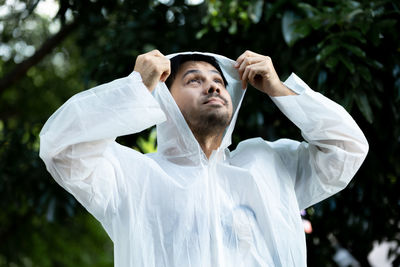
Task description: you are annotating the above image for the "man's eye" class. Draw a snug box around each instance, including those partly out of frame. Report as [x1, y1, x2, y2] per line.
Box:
[189, 79, 200, 84]
[214, 79, 223, 84]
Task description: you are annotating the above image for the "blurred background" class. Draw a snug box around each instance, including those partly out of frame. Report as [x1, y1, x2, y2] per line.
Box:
[0, 0, 399, 266]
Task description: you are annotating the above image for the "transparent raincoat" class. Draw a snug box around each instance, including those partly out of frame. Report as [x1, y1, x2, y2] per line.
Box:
[39, 52, 368, 267]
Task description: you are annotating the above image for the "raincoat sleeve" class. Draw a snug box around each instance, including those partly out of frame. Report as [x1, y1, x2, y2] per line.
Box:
[39, 71, 166, 221]
[270, 73, 368, 210]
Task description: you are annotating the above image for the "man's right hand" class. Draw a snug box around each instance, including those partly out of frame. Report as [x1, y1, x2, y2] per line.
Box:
[134, 50, 171, 92]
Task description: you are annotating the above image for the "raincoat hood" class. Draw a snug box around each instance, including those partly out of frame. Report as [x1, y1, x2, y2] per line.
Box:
[153, 52, 246, 165]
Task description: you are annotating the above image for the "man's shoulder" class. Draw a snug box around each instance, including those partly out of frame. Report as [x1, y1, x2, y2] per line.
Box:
[230, 137, 302, 159]
[229, 137, 270, 159]
[234, 137, 267, 150]
[233, 137, 299, 151]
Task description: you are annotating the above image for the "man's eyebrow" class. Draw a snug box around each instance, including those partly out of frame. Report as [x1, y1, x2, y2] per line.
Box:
[210, 70, 222, 76]
[182, 69, 223, 79]
[182, 69, 200, 79]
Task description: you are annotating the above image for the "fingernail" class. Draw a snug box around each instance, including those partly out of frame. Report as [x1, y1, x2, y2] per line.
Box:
[234, 62, 239, 68]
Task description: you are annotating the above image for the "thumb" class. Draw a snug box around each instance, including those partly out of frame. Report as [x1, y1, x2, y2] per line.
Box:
[160, 71, 170, 83]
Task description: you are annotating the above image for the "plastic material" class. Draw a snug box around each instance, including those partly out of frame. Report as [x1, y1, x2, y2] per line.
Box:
[39, 52, 368, 267]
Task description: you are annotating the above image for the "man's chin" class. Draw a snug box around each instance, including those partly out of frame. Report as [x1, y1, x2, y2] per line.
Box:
[203, 111, 232, 128]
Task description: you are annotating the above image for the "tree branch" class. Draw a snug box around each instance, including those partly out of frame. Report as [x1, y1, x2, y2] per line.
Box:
[0, 20, 79, 94]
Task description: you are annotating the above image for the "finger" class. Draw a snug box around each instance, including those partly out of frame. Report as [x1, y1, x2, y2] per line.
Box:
[242, 64, 251, 81]
[160, 61, 171, 82]
[235, 50, 260, 67]
[249, 67, 258, 84]
[239, 56, 264, 70]
[248, 62, 269, 83]
[240, 64, 255, 89]
[235, 51, 251, 68]
[238, 56, 263, 78]
[149, 49, 164, 57]
[159, 70, 169, 82]
[249, 68, 264, 85]
[238, 58, 249, 78]
[235, 53, 246, 68]
[241, 79, 247, 90]
[160, 72, 169, 82]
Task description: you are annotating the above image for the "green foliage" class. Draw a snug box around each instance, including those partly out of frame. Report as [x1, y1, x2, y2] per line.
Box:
[135, 128, 158, 153]
[283, 0, 398, 124]
[0, 121, 113, 266]
[1, 0, 399, 266]
[197, 0, 264, 37]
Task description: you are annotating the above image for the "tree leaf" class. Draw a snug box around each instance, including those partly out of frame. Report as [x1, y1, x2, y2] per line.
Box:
[248, 0, 263, 23]
[357, 65, 372, 82]
[297, 3, 320, 15]
[346, 8, 363, 22]
[345, 31, 366, 43]
[355, 91, 374, 123]
[370, 59, 384, 69]
[195, 28, 208, 39]
[341, 92, 354, 111]
[281, 10, 302, 46]
[294, 23, 311, 37]
[339, 55, 356, 73]
[228, 20, 237, 34]
[342, 43, 366, 58]
[325, 56, 339, 69]
[317, 44, 339, 61]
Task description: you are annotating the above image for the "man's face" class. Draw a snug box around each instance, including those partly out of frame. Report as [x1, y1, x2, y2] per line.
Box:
[169, 61, 233, 134]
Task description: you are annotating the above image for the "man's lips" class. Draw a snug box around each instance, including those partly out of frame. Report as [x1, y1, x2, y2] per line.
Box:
[203, 97, 226, 105]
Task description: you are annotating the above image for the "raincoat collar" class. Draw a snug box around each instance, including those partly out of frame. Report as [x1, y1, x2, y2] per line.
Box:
[152, 52, 246, 165]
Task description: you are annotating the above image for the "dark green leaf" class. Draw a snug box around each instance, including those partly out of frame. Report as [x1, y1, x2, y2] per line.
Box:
[317, 44, 339, 61]
[341, 92, 354, 111]
[355, 91, 374, 123]
[370, 60, 384, 69]
[339, 55, 356, 73]
[342, 43, 366, 58]
[346, 8, 363, 21]
[297, 3, 320, 16]
[325, 56, 339, 69]
[357, 65, 372, 82]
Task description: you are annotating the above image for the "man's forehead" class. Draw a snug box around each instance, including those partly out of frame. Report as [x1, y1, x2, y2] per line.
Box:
[178, 61, 222, 76]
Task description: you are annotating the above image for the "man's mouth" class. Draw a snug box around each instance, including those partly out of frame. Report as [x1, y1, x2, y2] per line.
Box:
[203, 96, 227, 105]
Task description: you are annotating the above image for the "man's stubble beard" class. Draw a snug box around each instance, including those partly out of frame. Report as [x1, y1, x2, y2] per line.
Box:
[183, 107, 232, 138]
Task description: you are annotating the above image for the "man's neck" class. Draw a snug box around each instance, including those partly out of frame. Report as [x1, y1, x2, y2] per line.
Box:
[193, 131, 224, 159]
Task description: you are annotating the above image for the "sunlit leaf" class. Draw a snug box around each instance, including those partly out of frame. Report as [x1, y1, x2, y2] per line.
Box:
[248, 0, 263, 23]
[281, 10, 302, 46]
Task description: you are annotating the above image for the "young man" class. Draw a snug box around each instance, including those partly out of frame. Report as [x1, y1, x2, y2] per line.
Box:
[39, 50, 368, 266]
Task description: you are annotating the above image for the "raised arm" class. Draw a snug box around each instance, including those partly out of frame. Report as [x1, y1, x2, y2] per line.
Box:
[39, 50, 170, 221]
[235, 50, 368, 210]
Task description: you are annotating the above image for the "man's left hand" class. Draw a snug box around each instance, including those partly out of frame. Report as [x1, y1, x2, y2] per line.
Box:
[235, 50, 296, 96]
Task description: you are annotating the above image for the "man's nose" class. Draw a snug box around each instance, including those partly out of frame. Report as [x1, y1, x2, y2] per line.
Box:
[207, 82, 221, 94]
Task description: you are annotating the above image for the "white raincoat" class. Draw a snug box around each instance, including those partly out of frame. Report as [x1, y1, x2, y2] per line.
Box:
[39, 52, 368, 267]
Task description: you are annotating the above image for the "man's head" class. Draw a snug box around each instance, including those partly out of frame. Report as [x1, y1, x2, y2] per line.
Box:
[166, 54, 233, 137]
[165, 54, 228, 89]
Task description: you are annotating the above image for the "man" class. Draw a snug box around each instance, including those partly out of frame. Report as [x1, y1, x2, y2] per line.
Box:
[39, 50, 368, 266]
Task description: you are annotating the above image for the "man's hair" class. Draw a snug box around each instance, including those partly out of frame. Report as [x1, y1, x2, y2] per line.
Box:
[165, 54, 228, 89]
